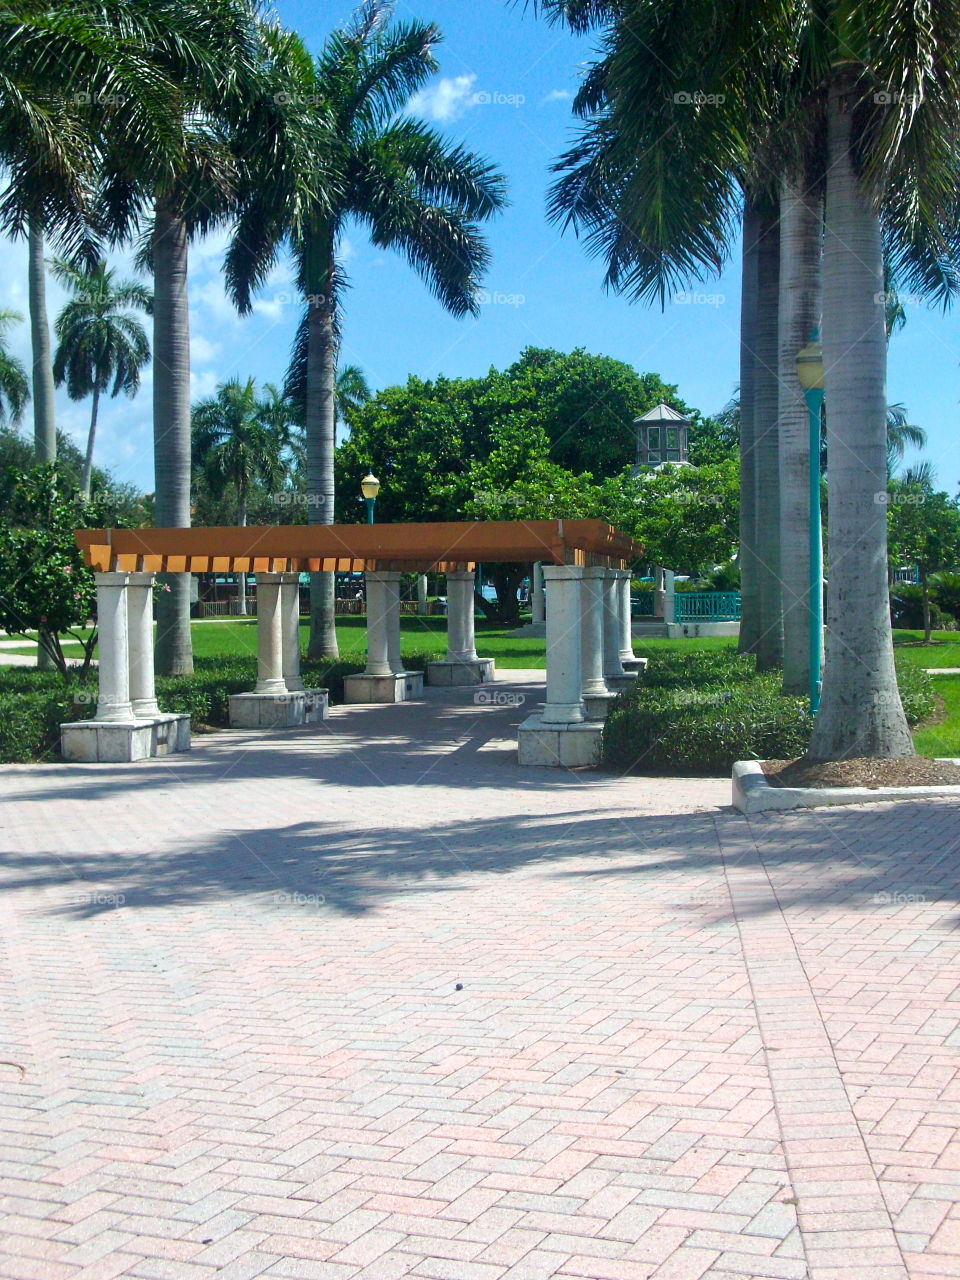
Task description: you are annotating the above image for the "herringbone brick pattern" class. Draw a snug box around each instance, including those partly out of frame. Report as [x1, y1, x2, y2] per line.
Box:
[0, 684, 957, 1279]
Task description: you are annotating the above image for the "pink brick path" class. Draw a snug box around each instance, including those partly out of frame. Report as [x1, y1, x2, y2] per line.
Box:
[0, 677, 958, 1279]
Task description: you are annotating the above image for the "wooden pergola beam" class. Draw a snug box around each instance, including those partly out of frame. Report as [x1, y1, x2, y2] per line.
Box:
[75, 520, 642, 575]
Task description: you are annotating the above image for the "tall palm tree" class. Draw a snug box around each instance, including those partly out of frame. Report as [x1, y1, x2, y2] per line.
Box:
[335, 364, 372, 433]
[192, 378, 293, 615]
[885, 404, 926, 474]
[0, 309, 29, 425]
[95, 0, 261, 675]
[51, 259, 152, 497]
[227, 1, 507, 659]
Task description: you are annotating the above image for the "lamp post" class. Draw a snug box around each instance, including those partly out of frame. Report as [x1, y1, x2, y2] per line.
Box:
[360, 472, 380, 524]
[796, 330, 825, 715]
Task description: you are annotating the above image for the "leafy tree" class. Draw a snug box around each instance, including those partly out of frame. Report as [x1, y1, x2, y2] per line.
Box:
[191, 378, 295, 614]
[0, 464, 132, 677]
[51, 259, 152, 497]
[887, 474, 960, 643]
[226, 1, 507, 660]
[0, 309, 29, 425]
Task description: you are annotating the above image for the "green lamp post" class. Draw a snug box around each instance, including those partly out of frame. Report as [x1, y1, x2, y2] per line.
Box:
[360, 472, 380, 524]
[796, 331, 825, 716]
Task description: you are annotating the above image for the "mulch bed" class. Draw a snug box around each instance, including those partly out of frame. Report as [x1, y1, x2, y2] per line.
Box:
[762, 756, 960, 789]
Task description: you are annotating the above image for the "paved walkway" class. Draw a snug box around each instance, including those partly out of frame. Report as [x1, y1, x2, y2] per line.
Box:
[1, 673, 958, 1280]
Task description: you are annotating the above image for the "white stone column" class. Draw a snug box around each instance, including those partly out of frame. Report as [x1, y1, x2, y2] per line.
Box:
[541, 564, 585, 724]
[446, 571, 479, 662]
[417, 573, 428, 615]
[617, 569, 639, 665]
[380, 571, 405, 675]
[280, 572, 304, 692]
[653, 565, 666, 619]
[254, 573, 286, 694]
[664, 570, 676, 625]
[363, 572, 394, 677]
[94, 572, 136, 723]
[532, 562, 545, 625]
[127, 572, 161, 718]
[580, 567, 610, 702]
[602, 568, 629, 682]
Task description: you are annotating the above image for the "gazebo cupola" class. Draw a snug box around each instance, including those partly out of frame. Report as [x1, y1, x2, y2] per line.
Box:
[633, 403, 690, 471]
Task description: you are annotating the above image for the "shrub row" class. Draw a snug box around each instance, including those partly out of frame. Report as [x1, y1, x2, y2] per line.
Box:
[601, 649, 934, 774]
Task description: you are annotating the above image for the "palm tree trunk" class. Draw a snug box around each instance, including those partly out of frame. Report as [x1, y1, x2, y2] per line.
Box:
[152, 199, 194, 676]
[778, 175, 823, 694]
[28, 219, 56, 464]
[81, 385, 100, 499]
[753, 200, 783, 671]
[237, 489, 248, 617]
[305, 240, 339, 660]
[738, 200, 760, 654]
[808, 66, 913, 759]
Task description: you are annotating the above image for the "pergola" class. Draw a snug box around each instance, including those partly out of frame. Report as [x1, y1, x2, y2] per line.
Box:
[66, 519, 645, 766]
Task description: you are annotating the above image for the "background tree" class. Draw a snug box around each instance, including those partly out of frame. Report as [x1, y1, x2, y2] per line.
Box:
[192, 378, 294, 614]
[227, 1, 507, 660]
[335, 364, 371, 433]
[0, 309, 29, 425]
[51, 259, 152, 497]
[887, 474, 960, 643]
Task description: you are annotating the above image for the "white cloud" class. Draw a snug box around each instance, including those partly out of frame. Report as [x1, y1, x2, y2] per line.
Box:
[190, 334, 222, 365]
[407, 74, 478, 123]
[543, 88, 572, 103]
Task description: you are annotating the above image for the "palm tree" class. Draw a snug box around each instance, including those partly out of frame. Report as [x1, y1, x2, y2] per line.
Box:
[0, 310, 29, 425]
[335, 364, 372, 433]
[192, 378, 293, 615]
[886, 404, 926, 474]
[226, 2, 507, 659]
[51, 259, 152, 497]
[93, 0, 260, 675]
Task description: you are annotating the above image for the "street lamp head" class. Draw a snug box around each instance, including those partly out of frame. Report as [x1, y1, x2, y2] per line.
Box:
[796, 332, 824, 392]
[360, 472, 381, 501]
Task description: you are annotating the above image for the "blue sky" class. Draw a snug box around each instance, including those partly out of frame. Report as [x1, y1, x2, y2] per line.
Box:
[3, 0, 958, 493]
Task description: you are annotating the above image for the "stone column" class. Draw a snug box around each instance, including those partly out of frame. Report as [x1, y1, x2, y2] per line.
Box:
[380, 571, 405, 675]
[280, 572, 304, 692]
[653, 565, 666, 618]
[616, 569, 640, 665]
[664, 570, 676, 625]
[363, 572, 394, 677]
[580, 566, 611, 714]
[602, 568, 630, 682]
[127, 572, 161, 718]
[446, 571, 479, 662]
[417, 573, 428, 615]
[253, 573, 286, 694]
[532, 562, 545, 625]
[94, 572, 136, 723]
[541, 564, 585, 724]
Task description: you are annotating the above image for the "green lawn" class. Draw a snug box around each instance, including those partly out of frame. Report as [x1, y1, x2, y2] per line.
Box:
[892, 629, 960, 667]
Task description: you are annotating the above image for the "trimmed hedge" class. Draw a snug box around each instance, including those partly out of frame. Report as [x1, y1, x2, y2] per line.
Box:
[0, 650, 443, 763]
[601, 649, 935, 774]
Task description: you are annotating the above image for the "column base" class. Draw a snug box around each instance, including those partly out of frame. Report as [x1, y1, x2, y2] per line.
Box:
[605, 673, 640, 692]
[61, 719, 157, 763]
[517, 713, 603, 768]
[343, 672, 424, 703]
[621, 656, 649, 674]
[228, 688, 329, 729]
[425, 658, 496, 687]
[583, 690, 619, 721]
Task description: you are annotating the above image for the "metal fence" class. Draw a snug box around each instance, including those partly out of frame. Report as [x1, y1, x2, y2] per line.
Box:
[674, 591, 742, 622]
[632, 593, 656, 616]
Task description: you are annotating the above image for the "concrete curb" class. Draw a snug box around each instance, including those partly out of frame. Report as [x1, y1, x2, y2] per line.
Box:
[732, 757, 960, 812]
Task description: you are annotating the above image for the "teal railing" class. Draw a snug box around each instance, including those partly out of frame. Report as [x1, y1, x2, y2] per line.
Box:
[632, 593, 655, 616]
[675, 591, 741, 622]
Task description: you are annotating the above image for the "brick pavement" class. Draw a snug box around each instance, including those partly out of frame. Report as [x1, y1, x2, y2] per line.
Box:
[0, 675, 957, 1279]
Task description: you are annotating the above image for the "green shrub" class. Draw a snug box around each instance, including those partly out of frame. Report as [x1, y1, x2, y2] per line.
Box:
[931, 571, 960, 621]
[890, 584, 954, 630]
[602, 649, 935, 774]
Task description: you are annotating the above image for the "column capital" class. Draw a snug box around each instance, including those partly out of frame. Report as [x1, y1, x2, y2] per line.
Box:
[255, 571, 285, 585]
[582, 565, 607, 580]
[126, 572, 156, 588]
[542, 563, 584, 582]
[94, 571, 130, 587]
